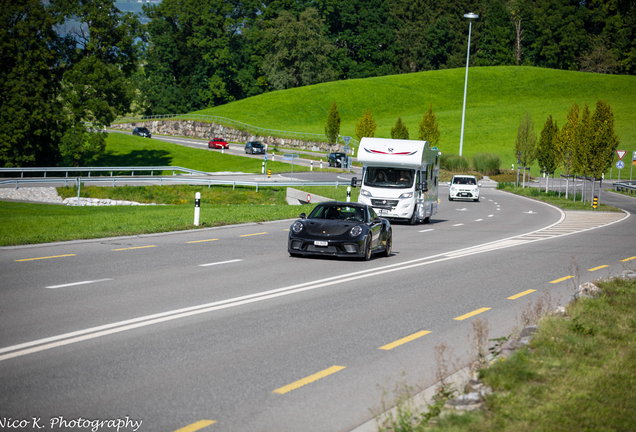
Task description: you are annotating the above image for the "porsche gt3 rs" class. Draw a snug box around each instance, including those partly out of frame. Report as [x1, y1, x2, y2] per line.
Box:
[288, 201, 392, 260]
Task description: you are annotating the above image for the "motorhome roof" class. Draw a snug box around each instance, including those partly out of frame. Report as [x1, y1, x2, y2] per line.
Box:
[357, 137, 437, 168]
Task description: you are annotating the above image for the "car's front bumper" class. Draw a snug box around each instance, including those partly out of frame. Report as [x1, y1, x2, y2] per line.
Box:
[288, 236, 365, 257]
[449, 189, 479, 199]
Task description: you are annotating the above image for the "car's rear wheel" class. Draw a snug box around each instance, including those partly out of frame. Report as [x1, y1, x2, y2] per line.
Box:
[382, 228, 392, 257]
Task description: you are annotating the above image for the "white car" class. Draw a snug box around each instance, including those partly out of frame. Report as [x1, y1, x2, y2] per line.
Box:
[449, 175, 481, 202]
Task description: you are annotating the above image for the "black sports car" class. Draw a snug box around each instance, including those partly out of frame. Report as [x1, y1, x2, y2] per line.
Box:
[288, 201, 392, 260]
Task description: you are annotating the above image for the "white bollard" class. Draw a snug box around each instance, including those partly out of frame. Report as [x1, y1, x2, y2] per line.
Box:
[194, 192, 201, 226]
[311, 160, 313, 171]
[346, 186, 351, 202]
[320, 160, 323, 169]
[262, 161, 264, 174]
[272, 153, 275, 161]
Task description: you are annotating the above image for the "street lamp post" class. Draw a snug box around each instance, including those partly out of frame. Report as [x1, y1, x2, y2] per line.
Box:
[459, 12, 478, 157]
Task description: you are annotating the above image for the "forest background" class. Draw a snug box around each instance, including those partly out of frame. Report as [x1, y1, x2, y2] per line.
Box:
[1, 0, 635, 167]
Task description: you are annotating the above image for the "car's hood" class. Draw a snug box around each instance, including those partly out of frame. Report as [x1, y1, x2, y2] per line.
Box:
[304, 219, 358, 236]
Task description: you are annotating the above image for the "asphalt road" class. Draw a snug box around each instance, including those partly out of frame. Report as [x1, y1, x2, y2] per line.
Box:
[1, 186, 634, 432]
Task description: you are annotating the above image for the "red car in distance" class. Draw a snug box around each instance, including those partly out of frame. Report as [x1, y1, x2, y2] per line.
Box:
[208, 138, 229, 149]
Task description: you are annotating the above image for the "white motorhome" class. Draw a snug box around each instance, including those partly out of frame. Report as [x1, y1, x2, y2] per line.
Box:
[354, 137, 441, 224]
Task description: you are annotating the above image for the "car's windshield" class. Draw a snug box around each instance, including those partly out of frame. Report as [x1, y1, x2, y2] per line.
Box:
[309, 205, 365, 222]
[452, 177, 476, 185]
[139, 128, 149, 132]
[364, 167, 414, 188]
[251, 143, 263, 148]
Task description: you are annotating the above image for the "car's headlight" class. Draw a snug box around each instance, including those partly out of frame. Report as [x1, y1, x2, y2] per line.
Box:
[399, 192, 413, 199]
[349, 226, 363, 237]
[291, 221, 304, 233]
[360, 189, 372, 197]
[450, 187, 457, 192]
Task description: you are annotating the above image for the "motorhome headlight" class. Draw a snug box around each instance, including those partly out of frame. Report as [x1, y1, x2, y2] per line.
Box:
[349, 226, 363, 237]
[399, 192, 413, 199]
[291, 221, 304, 233]
[360, 189, 372, 197]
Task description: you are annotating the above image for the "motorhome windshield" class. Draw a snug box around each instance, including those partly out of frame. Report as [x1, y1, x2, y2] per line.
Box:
[364, 167, 414, 188]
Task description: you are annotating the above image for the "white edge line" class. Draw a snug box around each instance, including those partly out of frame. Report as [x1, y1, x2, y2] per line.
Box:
[46, 279, 113, 289]
[199, 259, 243, 267]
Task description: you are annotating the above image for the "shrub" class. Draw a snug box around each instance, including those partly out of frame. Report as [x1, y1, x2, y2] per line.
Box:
[441, 154, 470, 172]
[472, 153, 500, 175]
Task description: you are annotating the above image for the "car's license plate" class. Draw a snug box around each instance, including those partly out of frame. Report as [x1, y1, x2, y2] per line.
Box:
[314, 241, 328, 246]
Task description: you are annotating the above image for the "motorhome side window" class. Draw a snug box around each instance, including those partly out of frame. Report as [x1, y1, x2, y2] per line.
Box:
[365, 167, 414, 188]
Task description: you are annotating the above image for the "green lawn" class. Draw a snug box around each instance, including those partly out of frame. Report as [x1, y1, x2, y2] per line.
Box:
[194, 66, 636, 179]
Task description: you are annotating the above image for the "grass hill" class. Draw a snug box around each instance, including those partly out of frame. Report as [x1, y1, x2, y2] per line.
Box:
[195, 66, 636, 177]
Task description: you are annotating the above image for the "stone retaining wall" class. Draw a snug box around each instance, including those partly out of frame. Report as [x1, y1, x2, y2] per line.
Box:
[110, 120, 347, 153]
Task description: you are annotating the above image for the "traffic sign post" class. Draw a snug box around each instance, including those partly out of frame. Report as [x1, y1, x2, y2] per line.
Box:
[282, 153, 299, 180]
[617, 160, 624, 181]
[631, 151, 636, 181]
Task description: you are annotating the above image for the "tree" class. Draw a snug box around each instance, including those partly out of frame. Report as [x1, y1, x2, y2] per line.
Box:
[355, 109, 377, 141]
[555, 103, 579, 180]
[325, 101, 341, 146]
[536, 115, 559, 174]
[391, 117, 409, 139]
[418, 104, 440, 147]
[588, 100, 619, 179]
[0, 0, 64, 167]
[515, 111, 537, 168]
[572, 103, 593, 176]
[263, 8, 337, 90]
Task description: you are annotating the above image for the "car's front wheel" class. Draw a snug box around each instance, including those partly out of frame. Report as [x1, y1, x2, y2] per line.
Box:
[382, 228, 392, 257]
[363, 236, 372, 261]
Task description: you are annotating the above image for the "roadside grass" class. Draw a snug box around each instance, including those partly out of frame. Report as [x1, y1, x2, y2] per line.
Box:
[194, 66, 636, 178]
[428, 276, 636, 432]
[1, 185, 354, 246]
[496, 183, 621, 212]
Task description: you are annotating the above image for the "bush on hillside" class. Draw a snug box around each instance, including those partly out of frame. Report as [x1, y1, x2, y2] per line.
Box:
[473, 153, 501, 175]
[441, 154, 470, 172]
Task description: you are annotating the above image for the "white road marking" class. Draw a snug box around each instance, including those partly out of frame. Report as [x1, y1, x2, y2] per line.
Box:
[524, 211, 537, 214]
[475, 219, 483, 221]
[488, 215, 494, 217]
[46, 279, 113, 289]
[199, 259, 243, 267]
[453, 224, 464, 226]
[456, 208, 468, 211]
[2, 205, 627, 362]
[419, 229, 434, 233]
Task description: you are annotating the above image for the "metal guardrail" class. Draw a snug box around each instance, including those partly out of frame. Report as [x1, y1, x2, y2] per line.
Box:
[0, 166, 209, 178]
[114, 113, 360, 147]
[614, 181, 636, 194]
[0, 177, 349, 192]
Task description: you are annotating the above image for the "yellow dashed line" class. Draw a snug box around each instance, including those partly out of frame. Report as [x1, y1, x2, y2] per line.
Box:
[186, 239, 219, 243]
[588, 265, 609, 272]
[379, 331, 431, 350]
[454, 308, 491, 321]
[111, 245, 156, 251]
[272, 366, 345, 394]
[621, 256, 636, 262]
[507, 289, 536, 300]
[173, 420, 216, 432]
[550, 275, 574, 284]
[239, 232, 267, 237]
[15, 254, 76, 262]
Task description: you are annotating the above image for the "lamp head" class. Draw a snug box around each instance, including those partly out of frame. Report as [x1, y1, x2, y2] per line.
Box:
[464, 12, 479, 19]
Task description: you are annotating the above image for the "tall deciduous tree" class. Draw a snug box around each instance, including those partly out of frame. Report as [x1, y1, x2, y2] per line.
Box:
[0, 0, 64, 167]
[418, 104, 440, 147]
[515, 111, 537, 167]
[556, 103, 579, 176]
[263, 8, 337, 90]
[325, 101, 341, 146]
[536, 115, 559, 173]
[573, 103, 593, 176]
[355, 109, 377, 141]
[588, 99, 619, 179]
[391, 117, 409, 139]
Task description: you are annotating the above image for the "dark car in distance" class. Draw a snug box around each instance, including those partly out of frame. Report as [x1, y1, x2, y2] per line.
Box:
[288, 201, 392, 260]
[132, 127, 151, 138]
[245, 141, 266, 154]
[209, 138, 229, 149]
[328, 152, 347, 167]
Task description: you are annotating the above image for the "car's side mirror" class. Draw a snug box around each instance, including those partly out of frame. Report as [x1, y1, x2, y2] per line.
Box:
[299, 213, 306, 219]
[478, 183, 482, 187]
[417, 181, 429, 192]
[351, 177, 361, 188]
